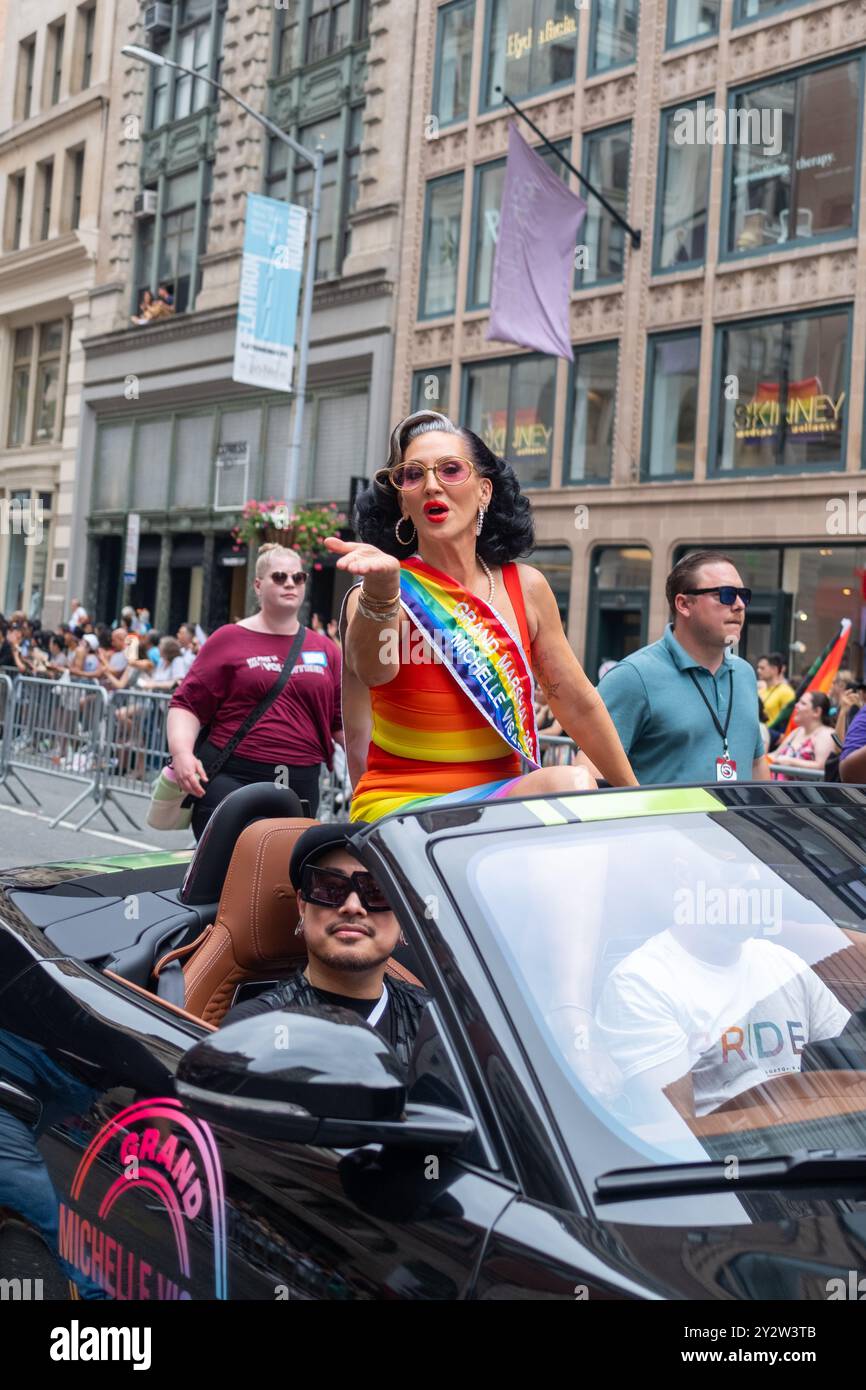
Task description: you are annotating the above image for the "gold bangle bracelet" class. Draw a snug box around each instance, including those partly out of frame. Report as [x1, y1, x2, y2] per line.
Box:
[359, 588, 400, 608]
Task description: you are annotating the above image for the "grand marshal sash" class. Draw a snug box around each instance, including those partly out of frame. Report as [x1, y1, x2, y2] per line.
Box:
[399, 557, 540, 768]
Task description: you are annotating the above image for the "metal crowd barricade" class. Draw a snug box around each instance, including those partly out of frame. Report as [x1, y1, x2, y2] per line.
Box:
[769, 764, 826, 783]
[0, 673, 12, 780]
[0, 675, 111, 828]
[94, 688, 174, 830]
[317, 744, 352, 822]
[538, 733, 578, 766]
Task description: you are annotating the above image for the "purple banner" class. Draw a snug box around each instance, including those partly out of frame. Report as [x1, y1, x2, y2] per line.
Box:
[487, 123, 586, 362]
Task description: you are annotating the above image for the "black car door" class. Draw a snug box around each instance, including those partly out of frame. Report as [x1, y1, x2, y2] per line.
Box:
[0, 956, 514, 1300]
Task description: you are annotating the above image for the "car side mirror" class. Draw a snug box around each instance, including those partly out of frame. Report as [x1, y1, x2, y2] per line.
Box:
[175, 1007, 475, 1151]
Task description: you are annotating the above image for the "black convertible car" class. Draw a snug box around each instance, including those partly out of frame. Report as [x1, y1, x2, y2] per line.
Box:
[2, 780, 866, 1301]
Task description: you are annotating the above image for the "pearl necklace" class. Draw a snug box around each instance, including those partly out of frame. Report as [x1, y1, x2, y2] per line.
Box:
[478, 556, 495, 603]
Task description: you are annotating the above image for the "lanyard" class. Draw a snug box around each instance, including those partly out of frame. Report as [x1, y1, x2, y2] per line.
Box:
[687, 667, 734, 758]
[368, 983, 389, 1028]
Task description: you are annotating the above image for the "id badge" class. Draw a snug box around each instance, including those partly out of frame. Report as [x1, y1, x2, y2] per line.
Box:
[716, 756, 737, 782]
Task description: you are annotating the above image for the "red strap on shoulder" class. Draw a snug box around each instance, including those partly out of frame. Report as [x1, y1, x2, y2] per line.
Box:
[502, 562, 531, 654]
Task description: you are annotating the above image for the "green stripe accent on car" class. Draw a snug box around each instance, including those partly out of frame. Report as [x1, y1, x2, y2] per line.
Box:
[52, 850, 193, 873]
[557, 788, 726, 821]
[524, 799, 570, 826]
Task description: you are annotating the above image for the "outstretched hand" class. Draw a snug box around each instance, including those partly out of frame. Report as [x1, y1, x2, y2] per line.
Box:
[324, 536, 401, 597]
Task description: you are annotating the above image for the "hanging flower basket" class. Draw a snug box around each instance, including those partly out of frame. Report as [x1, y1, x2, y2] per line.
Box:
[232, 500, 347, 562]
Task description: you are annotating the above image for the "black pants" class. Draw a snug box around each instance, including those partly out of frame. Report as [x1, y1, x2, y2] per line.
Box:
[191, 743, 322, 841]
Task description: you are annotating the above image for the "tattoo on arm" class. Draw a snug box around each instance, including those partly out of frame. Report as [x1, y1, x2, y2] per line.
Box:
[534, 656, 561, 702]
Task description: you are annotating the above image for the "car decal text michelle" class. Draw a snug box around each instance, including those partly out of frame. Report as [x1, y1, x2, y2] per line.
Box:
[58, 1096, 227, 1300]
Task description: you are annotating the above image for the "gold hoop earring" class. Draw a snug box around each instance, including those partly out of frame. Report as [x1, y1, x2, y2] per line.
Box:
[395, 515, 416, 546]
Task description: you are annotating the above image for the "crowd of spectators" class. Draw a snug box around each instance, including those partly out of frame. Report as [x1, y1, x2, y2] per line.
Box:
[0, 600, 205, 694]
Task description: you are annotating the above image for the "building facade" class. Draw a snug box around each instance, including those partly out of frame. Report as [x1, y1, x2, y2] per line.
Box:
[394, 0, 866, 681]
[72, 0, 414, 633]
[0, 0, 109, 628]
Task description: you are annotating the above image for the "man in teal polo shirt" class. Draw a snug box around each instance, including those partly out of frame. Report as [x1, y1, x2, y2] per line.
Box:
[597, 551, 770, 786]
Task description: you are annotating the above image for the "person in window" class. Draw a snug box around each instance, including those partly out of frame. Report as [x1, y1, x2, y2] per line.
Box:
[220, 823, 429, 1067]
[131, 289, 155, 326]
[595, 860, 851, 1119]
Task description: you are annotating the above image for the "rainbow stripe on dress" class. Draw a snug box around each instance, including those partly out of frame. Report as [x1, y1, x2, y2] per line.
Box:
[398, 558, 540, 768]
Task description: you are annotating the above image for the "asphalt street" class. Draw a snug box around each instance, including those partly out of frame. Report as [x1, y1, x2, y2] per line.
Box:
[0, 767, 194, 868]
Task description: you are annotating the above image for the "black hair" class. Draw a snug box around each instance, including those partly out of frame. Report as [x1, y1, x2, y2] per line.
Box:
[758, 652, 786, 673]
[758, 695, 768, 724]
[806, 690, 832, 725]
[665, 549, 737, 626]
[354, 410, 535, 565]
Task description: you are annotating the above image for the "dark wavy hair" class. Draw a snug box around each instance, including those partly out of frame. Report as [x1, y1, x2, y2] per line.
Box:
[354, 411, 535, 565]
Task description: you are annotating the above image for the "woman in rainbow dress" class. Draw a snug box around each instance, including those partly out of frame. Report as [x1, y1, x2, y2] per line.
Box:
[326, 410, 637, 823]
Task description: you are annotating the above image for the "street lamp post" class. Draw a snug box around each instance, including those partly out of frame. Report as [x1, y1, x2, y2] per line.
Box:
[122, 44, 321, 514]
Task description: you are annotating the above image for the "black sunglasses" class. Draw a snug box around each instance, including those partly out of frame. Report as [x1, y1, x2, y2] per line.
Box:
[269, 570, 307, 586]
[301, 865, 391, 913]
[683, 586, 752, 608]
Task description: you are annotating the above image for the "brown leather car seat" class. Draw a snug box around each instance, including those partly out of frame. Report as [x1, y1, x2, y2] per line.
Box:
[154, 816, 422, 1027]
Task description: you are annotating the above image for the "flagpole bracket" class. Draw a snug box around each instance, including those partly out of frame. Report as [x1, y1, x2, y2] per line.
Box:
[496, 88, 642, 253]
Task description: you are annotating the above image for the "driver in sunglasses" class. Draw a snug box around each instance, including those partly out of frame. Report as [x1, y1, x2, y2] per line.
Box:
[219, 823, 429, 1065]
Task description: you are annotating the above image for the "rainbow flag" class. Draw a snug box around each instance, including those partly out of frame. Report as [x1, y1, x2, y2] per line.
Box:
[399, 558, 540, 767]
[770, 618, 852, 735]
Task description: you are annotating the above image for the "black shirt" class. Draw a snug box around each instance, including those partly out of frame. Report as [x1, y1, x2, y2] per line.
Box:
[223, 979, 395, 1050]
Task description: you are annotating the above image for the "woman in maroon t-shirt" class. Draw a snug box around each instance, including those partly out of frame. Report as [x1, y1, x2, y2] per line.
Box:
[167, 544, 342, 838]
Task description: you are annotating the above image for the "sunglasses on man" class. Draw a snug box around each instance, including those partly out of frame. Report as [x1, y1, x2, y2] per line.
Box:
[683, 586, 752, 607]
[300, 864, 391, 912]
[268, 570, 308, 587]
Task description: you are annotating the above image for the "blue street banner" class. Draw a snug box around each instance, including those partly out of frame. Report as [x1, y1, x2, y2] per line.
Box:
[233, 193, 307, 393]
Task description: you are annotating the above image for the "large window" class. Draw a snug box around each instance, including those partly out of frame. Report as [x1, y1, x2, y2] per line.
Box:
[726, 58, 861, 257]
[667, 0, 719, 45]
[277, 1, 300, 75]
[174, 2, 217, 120]
[135, 158, 213, 315]
[78, 3, 96, 90]
[267, 108, 362, 278]
[293, 115, 343, 279]
[35, 323, 64, 441]
[35, 159, 54, 242]
[17, 36, 36, 121]
[6, 172, 26, 251]
[713, 309, 850, 475]
[342, 106, 363, 262]
[67, 147, 85, 231]
[483, 0, 577, 111]
[578, 123, 631, 287]
[47, 19, 66, 106]
[654, 100, 711, 271]
[147, 0, 225, 129]
[468, 142, 567, 309]
[643, 331, 700, 479]
[412, 367, 453, 416]
[419, 173, 463, 318]
[463, 353, 556, 488]
[589, 0, 638, 74]
[307, 0, 351, 63]
[7, 321, 69, 448]
[8, 330, 33, 448]
[567, 342, 618, 484]
[433, 0, 475, 126]
[734, 0, 809, 23]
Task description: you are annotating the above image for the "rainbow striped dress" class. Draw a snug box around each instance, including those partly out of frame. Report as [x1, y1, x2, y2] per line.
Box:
[348, 557, 540, 823]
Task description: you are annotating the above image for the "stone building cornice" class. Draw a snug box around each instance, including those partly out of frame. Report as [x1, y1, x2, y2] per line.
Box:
[0, 88, 109, 156]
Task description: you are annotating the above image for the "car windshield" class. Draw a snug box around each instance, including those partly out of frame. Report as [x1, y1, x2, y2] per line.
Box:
[434, 806, 866, 1186]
